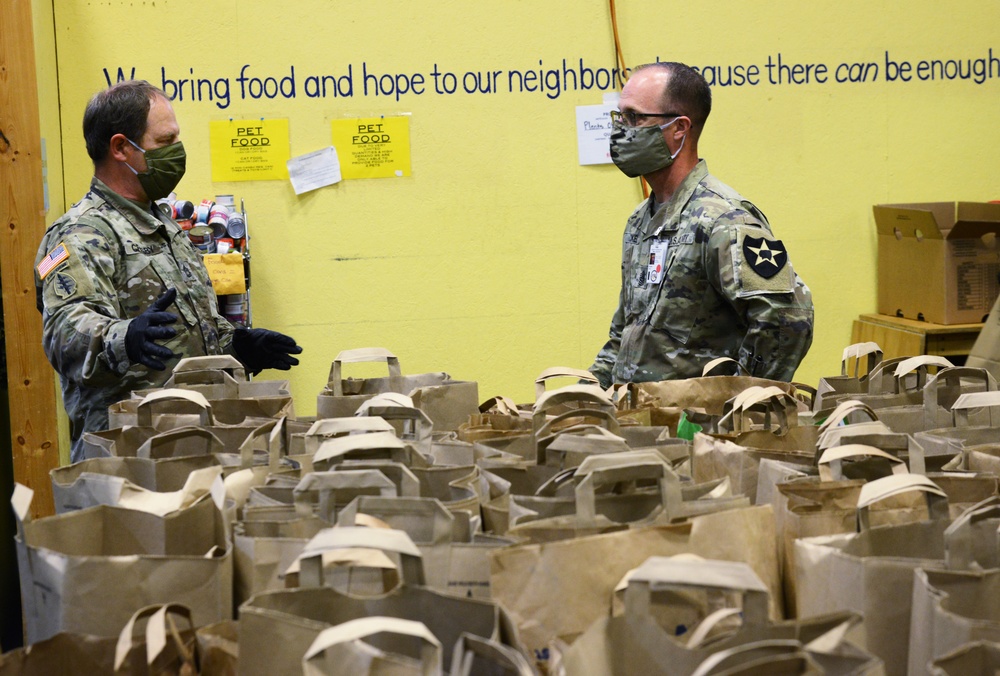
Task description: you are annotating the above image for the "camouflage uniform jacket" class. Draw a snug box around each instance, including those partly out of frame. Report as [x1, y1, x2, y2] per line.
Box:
[589, 160, 813, 388]
[35, 177, 234, 459]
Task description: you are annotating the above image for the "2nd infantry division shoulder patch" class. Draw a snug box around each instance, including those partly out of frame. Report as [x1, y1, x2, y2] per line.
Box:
[738, 232, 794, 294]
[742, 235, 788, 279]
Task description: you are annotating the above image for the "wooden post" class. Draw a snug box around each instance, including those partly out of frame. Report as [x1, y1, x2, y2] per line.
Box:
[0, 0, 61, 517]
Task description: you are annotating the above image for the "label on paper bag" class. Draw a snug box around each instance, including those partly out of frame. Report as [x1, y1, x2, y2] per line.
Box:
[203, 253, 246, 294]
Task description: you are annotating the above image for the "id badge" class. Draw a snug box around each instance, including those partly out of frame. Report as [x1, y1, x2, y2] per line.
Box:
[646, 240, 669, 285]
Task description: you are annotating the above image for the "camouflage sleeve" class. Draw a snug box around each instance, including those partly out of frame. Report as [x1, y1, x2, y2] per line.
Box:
[707, 220, 814, 381]
[34, 218, 134, 388]
[589, 290, 625, 389]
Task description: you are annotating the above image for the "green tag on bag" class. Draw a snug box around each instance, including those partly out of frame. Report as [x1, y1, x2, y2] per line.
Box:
[676, 411, 703, 441]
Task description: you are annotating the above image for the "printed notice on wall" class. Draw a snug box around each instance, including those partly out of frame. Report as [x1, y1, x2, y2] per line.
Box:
[209, 118, 291, 182]
[331, 115, 411, 179]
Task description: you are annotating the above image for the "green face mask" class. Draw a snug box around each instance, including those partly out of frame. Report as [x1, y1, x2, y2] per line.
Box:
[126, 139, 187, 201]
[609, 117, 685, 178]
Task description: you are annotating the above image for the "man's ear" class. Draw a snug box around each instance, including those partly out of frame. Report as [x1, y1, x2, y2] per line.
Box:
[108, 133, 131, 162]
[671, 116, 692, 139]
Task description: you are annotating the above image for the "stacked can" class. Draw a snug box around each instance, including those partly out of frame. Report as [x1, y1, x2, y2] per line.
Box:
[221, 293, 248, 327]
[188, 199, 216, 253]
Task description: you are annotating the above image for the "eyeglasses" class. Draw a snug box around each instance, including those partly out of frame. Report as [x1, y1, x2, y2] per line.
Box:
[610, 110, 682, 127]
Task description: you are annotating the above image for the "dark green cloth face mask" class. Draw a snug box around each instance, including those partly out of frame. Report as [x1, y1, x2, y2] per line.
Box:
[126, 139, 187, 201]
[609, 117, 684, 178]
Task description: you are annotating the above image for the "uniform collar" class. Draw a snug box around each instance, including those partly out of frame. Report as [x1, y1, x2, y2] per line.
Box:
[89, 176, 164, 236]
[646, 159, 710, 236]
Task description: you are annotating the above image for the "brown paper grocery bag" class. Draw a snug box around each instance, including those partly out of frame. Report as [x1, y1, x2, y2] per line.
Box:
[907, 500, 1000, 676]
[915, 390, 1000, 458]
[50, 450, 221, 514]
[336, 495, 514, 599]
[506, 451, 748, 544]
[489, 504, 782, 664]
[0, 603, 201, 676]
[233, 511, 329, 606]
[792, 474, 1000, 676]
[238, 527, 524, 675]
[301, 616, 442, 676]
[133, 354, 291, 400]
[814, 342, 884, 412]
[557, 556, 880, 676]
[12, 481, 233, 644]
[408, 380, 480, 433]
[316, 348, 452, 418]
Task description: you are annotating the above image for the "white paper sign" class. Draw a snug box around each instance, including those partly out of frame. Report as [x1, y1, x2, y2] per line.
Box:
[287, 146, 342, 195]
[576, 103, 617, 166]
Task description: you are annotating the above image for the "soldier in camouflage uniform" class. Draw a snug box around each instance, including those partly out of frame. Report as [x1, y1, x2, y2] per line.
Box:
[589, 62, 813, 388]
[35, 81, 301, 461]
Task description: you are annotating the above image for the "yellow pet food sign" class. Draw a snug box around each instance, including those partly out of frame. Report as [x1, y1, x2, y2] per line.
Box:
[331, 115, 411, 179]
[209, 118, 290, 182]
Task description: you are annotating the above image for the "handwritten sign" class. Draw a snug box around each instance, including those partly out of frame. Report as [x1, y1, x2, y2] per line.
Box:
[209, 118, 290, 182]
[202, 253, 246, 294]
[331, 115, 411, 179]
[576, 103, 616, 166]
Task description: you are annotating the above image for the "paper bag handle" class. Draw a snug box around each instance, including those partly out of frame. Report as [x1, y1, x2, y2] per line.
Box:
[943, 496, 1000, 569]
[136, 425, 223, 460]
[334, 461, 422, 498]
[890, 355, 953, 393]
[622, 556, 770, 628]
[238, 418, 285, 471]
[856, 473, 949, 531]
[293, 470, 399, 520]
[948, 390, 1000, 428]
[818, 400, 880, 433]
[135, 389, 213, 427]
[302, 617, 441, 676]
[166, 369, 241, 399]
[297, 527, 425, 588]
[114, 603, 195, 672]
[689, 640, 808, 676]
[701, 357, 750, 377]
[535, 407, 621, 450]
[329, 348, 401, 395]
[171, 354, 246, 378]
[478, 395, 520, 416]
[451, 633, 536, 676]
[535, 367, 598, 399]
[533, 385, 614, 415]
[574, 459, 682, 523]
[11, 483, 33, 538]
[817, 444, 907, 482]
[840, 342, 883, 378]
[312, 431, 408, 466]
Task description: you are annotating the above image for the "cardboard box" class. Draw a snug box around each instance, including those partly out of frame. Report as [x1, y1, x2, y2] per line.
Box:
[874, 202, 1000, 324]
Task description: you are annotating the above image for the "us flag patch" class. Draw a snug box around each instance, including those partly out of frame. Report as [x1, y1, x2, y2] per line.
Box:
[37, 243, 70, 279]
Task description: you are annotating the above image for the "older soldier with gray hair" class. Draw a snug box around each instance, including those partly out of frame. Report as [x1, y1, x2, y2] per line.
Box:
[35, 80, 302, 461]
[589, 62, 813, 387]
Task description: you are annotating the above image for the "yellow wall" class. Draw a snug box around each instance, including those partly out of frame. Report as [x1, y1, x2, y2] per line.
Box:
[44, 1, 1000, 415]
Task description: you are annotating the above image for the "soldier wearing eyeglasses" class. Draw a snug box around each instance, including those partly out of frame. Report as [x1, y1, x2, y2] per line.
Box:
[588, 62, 814, 387]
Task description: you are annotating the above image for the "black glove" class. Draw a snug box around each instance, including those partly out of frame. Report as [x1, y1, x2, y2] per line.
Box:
[233, 327, 302, 375]
[125, 288, 180, 370]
